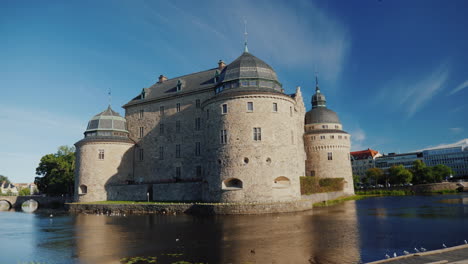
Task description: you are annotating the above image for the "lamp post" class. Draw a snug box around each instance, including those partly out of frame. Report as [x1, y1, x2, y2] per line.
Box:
[147, 192, 149, 202]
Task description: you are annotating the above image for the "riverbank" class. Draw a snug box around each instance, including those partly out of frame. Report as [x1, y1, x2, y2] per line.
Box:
[368, 243, 468, 264]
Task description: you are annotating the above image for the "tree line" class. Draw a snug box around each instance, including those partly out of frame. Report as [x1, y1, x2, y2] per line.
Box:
[354, 160, 454, 187]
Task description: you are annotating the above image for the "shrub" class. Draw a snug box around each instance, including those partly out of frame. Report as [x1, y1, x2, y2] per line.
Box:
[300, 177, 344, 195]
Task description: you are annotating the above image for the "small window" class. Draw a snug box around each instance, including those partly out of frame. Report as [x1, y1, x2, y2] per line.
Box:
[273, 103, 278, 112]
[291, 130, 294, 144]
[195, 142, 201, 156]
[159, 147, 164, 160]
[328, 152, 333, 160]
[338, 135, 342, 139]
[253, 127, 262, 141]
[206, 109, 210, 119]
[160, 123, 164, 134]
[344, 136, 348, 139]
[222, 104, 228, 114]
[175, 167, 181, 179]
[176, 144, 181, 158]
[139, 127, 144, 138]
[311, 136, 316, 140]
[322, 125, 328, 129]
[195, 117, 201, 131]
[196, 166, 202, 178]
[335, 125, 339, 129]
[247, 102, 253, 112]
[310, 170, 315, 176]
[273, 176, 291, 188]
[176, 103, 181, 112]
[176, 80, 182, 92]
[330, 135, 335, 139]
[79, 185, 88, 194]
[220, 129, 227, 144]
[159, 107, 164, 117]
[98, 149, 105, 160]
[290, 106, 293, 117]
[139, 149, 144, 161]
[176, 120, 181, 133]
[139, 109, 144, 119]
[320, 135, 325, 139]
[222, 178, 243, 190]
[196, 99, 201, 108]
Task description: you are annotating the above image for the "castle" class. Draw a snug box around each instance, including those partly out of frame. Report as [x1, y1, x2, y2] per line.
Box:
[74, 47, 354, 203]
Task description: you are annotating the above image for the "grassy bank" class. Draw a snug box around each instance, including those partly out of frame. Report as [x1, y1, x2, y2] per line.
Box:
[312, 195, 367, 207]
[356, 189, 459, 196]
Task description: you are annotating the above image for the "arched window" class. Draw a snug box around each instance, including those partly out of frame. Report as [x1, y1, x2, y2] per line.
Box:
[79, 185, 88, 194]
[273, 176, 291, 188]
[222, 178, 243, 190]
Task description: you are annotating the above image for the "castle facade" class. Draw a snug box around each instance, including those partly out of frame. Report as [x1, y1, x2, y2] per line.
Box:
[74, 49, 353, 203]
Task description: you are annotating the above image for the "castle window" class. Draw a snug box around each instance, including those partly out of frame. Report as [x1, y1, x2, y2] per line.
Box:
[220, 129, 227, 144]
[196, 99, 201, 108]
[241, 80, 248, 86]
[159, 147, 164, 160]
[206, 109, 210, 119]
[291, 130, 294, 144]
[310, 171, 315, 176]
[273, 103, 278, 112]
[330, 135, 335, 139]
[273, 176, 291, 188]
[195, 117, 201, 131]
[139, 127, 144, 138]
[335, 125, 339, 129]
[79, 185, 87, 194]
[322, 125, 328, 129]
[139, 149, 144, 161]
[176, 80, 182, 92]
[253, 127, 262, 141]
[160, 123, 164, 134]
[290, 106, 293, 117]
[98, 149, 104, 160]
[176, 144, 181, 158]
[160, 106, 165, 116]
[195, 142, 201, 156]
[328, 152, 333, 160]
[247, 102, 253, 112]
[344, 136, 348, 139]
[196, 166, 202, 178]
[222, 178, 243, 190]
[338, 135, 342, 139]
[175, 167, 181, 180]
[139, 109, 144, 119]
[222, 104, 228, 114]
[311, 136, 316, 140]
[176, 120, 181, 133]
[176, 103, 181, 112]
[320, 135, 325, 140]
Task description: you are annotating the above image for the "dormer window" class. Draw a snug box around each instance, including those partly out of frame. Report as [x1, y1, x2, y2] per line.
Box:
[214, 70, 220, 83]
[141, 89, 146, 99]
[176, 80, 182, 92]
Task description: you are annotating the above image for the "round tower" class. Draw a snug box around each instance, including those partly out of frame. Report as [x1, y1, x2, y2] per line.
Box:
[202, 50, 306, 203]
[304, 79, 354, 194]
[74, 106, 134, 202]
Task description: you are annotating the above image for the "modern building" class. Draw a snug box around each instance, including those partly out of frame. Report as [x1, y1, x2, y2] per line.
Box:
[375, 152, 424, 171]
[350, 149, 382, 179]
[74, 45, 354, 203]
[422, 139, 468, 178]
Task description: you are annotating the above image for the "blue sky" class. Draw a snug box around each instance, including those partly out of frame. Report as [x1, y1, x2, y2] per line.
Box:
[1, 0, 467, 183]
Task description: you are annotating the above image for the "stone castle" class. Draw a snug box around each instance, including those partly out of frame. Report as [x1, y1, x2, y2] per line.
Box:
[74, 47, 354, 203]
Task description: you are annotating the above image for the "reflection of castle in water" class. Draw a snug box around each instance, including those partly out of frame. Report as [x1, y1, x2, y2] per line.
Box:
[74, 202, 360, 263]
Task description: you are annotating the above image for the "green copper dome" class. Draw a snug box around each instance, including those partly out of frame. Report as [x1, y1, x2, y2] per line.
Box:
[84, 106, 129, 138]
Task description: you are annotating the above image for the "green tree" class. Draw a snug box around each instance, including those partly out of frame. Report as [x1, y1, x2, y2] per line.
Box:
[18, 188, 31, 196]
[411, 160, 427, 184]
[431, 164, 454, 182]
[35, 146, 75, 196]
[366, 168, 384, 185]
[389, 165, 413, 185]
[0, 175, 10, 184]
[353, 174, 361, 189]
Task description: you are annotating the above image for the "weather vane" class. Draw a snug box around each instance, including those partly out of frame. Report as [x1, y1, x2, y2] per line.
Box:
[108, 88, 112, 107]
[244, 19, 248, 53]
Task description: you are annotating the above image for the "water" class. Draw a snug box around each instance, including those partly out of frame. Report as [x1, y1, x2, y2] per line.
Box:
[1, 194, 468, 264]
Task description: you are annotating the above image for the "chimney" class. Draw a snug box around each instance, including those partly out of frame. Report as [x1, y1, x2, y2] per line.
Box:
[218, 60, 226, 70]
[158, 75, 167, 83]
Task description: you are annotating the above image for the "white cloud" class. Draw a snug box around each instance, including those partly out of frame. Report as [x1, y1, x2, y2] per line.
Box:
[375, 63, 449, 118]
[449, 79, 468, 95]
[350, 127, 366, 151]
[449, 127, 463, 134]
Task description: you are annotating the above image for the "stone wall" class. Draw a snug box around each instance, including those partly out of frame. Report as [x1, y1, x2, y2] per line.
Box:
[107, 184, 149, 201]
[152, 182, 202, 201]
[0, 196, 67, 209]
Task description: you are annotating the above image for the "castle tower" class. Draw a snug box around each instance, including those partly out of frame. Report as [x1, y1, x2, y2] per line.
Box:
[202, 50, 306, 202]
[304, 78, 354, 194]
[74, 106, 135, 202]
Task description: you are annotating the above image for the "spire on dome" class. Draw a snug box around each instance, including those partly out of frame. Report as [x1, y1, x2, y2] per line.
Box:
[243, 19, 249, 53]
[311, 73, 326, 108]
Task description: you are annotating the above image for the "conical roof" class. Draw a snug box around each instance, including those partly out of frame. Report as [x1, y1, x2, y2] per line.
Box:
[220, 52, 279, 83]
[85, 106, 128, 134]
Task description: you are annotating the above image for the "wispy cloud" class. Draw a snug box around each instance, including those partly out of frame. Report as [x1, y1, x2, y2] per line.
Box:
[350, 127, 366, 151]
[375, 63, 449, 118]
[449, 79, 468, 95]
[449, 127, 463, 134]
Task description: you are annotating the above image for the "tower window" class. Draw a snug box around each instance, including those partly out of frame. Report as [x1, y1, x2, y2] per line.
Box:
[195, 142, 201, 156]
[222, 104, 228, 114]
[160, 106, 165, 116]
[176, 80, 182, 92]
[139, 109, 144, 119]
[338, 135, 342, 139]
[330, 135, 335, 139]
[139, 149, 144, 161]
[273, 103, 278, 112]
[79, 185, 88, 194]
[290, 106, 293, 117]
[206, 109, 210, 119]
[160, 123, 164, 134]
[196, 166, 202, 178]
[159, 147, 164, 160]
[176, 103, 181, 112]
[139, 127, 144, 138]
[328, 152, 333, 160]
[247, 102, 253, 112]
[98, 149, 105, 160]
[291, 130, 294, 144]
[320, 135, 325, 139]
[176, 120, 181, 133]
[335, 125, 339, 129]
[196, 99, 201, 108]
[195, 117, 201, 131]
[175, 167, 181, 180]
[253, 127, 262, 141]
[322, 125, 328, 129]
[176, 144, 181, 158]
[220, 129, 227, 144]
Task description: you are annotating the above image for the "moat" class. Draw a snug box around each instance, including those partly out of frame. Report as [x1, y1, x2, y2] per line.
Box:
[1, 194, 468, 264]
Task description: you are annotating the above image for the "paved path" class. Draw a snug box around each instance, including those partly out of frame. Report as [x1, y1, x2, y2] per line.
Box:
[368, 244, 468, 264]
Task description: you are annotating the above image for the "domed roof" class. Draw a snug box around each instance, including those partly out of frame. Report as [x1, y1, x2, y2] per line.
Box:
[305, 107, 341, 124]
[220, 52, 279, 83]
[85, 106, 128, 135]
